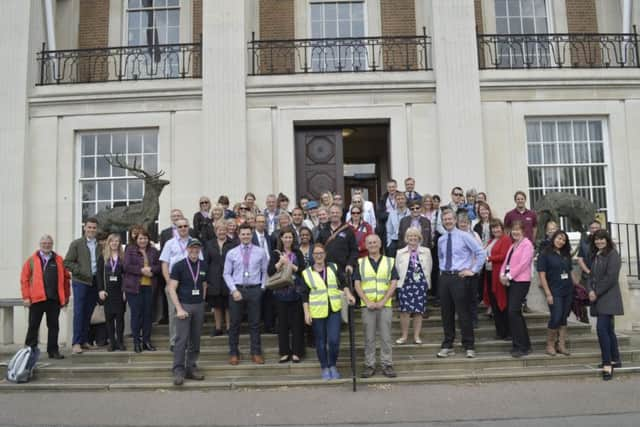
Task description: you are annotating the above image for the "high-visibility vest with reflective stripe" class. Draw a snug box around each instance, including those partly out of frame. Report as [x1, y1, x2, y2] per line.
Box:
[358, 255, 394, 307]
[303, 264, 342, 319]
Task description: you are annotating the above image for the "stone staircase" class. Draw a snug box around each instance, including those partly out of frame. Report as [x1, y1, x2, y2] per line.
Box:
[2, 310, 640, 391]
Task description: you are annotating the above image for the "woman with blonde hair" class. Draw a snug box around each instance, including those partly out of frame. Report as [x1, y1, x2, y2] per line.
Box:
[395, 227, 432, 344]
[97, 233, 126, 351]
[319, 191, 334, 210]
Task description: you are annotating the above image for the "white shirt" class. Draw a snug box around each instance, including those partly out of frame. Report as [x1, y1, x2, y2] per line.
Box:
[159, 236, 203, 273]
[87, 238, 97, 275]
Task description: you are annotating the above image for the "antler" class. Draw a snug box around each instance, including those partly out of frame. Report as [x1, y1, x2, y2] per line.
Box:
[105, 154, 165, 179]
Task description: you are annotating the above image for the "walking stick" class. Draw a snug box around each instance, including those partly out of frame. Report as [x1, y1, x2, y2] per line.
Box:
[347, 274, 357, 392]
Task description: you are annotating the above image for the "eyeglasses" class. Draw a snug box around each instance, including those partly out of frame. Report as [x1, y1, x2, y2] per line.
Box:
[453, 193, 464, 197]
[239, 207, 249, 211]
[200, 201, 210, 205]
[177, 225, 189, 229]
[312, 252, 325, 256]
[410, 207, 421, 211]
[351, 211, 361, 215]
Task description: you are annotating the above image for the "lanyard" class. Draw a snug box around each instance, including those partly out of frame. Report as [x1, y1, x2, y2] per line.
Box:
[186, 259, 201, 289]
[177, 237, 189, 255]
[109, 256, 118, 272]
[40, 252, 51, 271]
[242, 245, 252, 269]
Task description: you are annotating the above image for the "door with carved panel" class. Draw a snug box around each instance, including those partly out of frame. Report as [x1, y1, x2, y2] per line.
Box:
[295, 129, 344, 201]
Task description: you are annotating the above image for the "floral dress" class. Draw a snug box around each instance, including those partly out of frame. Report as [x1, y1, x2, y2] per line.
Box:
[398, 254, 428, 313]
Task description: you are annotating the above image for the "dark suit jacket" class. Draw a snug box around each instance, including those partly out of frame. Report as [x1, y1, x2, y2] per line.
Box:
[160, 226, 197, 252]
[398, 216, 432, 249]
[252, 230, 273, 253]
[204, 239, 238, 297]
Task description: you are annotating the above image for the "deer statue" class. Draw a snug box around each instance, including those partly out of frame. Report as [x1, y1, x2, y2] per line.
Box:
[534, 191, 597, 245]
[95, 154, 170, 237]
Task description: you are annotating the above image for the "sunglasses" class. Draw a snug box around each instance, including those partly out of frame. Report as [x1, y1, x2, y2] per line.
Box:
[453, 193, 464, 197]
[410, 207, 421, 211]
[200, 201, 210, 205]
[177, 225, 189, 229]
[351, 211, 361, 215]
[239, 207, 249, 211]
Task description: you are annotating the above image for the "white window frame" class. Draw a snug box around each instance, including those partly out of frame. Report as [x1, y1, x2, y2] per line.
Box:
[307, 0, 369, 72]
[75, 129, 160, 233]
[525, 117, 614, 223]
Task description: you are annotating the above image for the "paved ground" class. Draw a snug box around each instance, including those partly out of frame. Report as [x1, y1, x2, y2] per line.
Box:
[0, 377, 638, 426]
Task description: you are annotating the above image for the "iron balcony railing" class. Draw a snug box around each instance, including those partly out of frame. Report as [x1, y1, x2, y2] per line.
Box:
[608, 223, 640, 279]
[37, 41, 202, 85]
[477, 29, 640, 69]
[248, 29, 431, 75]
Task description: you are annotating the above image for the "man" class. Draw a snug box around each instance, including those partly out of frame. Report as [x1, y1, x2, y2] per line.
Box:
[224, 223, 269, 365]
[252, 214, 273, 259]
[312, 206, 330, 242]
[346, 194, 376, 229]
[305, 200, 320, 229]
[160, 209, 186, 250]
[385, 192, 410, 257]
[64, 217, 100, 354]
[436, 209, 485, 359]
[333, 193, 348, 221]
[263, 194, 280, 235]
[446, 187, 466, 213]
[353, 234, 398, 378]
[376, 180, 399, 247]
[504, 190, 537, 243]
[291, 207, 306, 239]
[577, 220, 602, 283]
[317, 205, 359, 275]
[398, 200, 432, 250]
[160, 217, 202, 351]
[431, 194, 443, 303]
[21, 235, 70, 359]
[253, 213, 275, 333]
[404, 177, 421, 204]
[168, 239, 208, 386]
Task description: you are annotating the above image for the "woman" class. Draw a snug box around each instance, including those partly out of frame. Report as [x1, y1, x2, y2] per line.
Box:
[123, 229, 161, 353]
[537, 220, 558, 254]
[395, 227, 432, 344]
[127, 224, 145, 248]
[298, 226, 314, 268]
[193, 196, 215, 242]
[319, 191, 333, 211]
[226, 218, 239, 244]
[485, 219, 512, 340]
[217, 195, 235, 219]
[586, 229, 623, 380]
[268, 227, 306, 363]
[499, 221, 535, 358]
[277, 193, 290, 214]
[97, 233, 126, 351]
[211, 204, 225, 230]
[473, 201, 493, 315]
[538, 229, 577, 357]
[244, 192, 259, 215]
[205, 220, 237, 337]
[348, 206, 373, 258]
[302, 243, 355, 380]
[421, 194, 437, 222]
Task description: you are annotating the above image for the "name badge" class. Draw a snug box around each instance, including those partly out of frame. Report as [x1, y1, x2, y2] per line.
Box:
[244, 271, 249, 278]
[192, 289, 201, 296]
[560, 273, 569, 280]
[109, 275, 118, 282]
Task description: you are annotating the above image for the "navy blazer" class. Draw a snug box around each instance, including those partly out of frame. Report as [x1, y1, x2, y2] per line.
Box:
[252, 230, 273, 253]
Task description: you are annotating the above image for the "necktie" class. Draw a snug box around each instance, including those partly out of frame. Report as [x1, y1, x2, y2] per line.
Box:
[242, 245, 251, 269]
[445, 232, 453, 271]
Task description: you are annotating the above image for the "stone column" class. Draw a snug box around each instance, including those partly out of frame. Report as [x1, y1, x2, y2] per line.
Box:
[202, 0, 248, 199]
[431, 0, 485, 194]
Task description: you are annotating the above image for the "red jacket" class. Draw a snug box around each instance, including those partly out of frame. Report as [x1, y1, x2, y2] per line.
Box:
[20, 251, 71, 306]
[483, 235, 511, 311]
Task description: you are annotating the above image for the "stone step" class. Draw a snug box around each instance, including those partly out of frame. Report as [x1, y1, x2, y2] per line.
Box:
[23, 349, 640, 379]
[47, 335, 631, 364]
[3, 362, 640, 392]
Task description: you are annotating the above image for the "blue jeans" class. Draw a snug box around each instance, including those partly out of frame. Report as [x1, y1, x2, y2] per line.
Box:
[127, 286, 153, 345]
[312, 311, 342, 369]
[72, 281, 98, 345]
[597, 315, 620, 365]
[547, 293, 572, 329]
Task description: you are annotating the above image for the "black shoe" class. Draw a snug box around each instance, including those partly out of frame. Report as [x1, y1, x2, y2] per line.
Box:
[602, 366, 613, 381]
[143, 342, 157, 351]
[159, 318, 169, 325]
[118, 342, 127, 351]
[210, 329, 224, 337]
[185, 368, 205, 381]
[107, 344, 116, 352]
[382, 365, 397, 378]
[511, 350, 524, 358]
[169, 345, 174, 352]
[134, 343, 143, 353]
[48, 351, 64, 360]
[360, 366, 376, 378]
[522, 304, 532, 313]
[174, 373, 184, 386]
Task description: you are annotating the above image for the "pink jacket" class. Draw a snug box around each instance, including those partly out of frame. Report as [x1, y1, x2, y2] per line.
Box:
[499, 238, 534, 282]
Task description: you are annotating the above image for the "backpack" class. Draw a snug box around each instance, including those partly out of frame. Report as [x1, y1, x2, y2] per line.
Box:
[6, 346, 40, 383]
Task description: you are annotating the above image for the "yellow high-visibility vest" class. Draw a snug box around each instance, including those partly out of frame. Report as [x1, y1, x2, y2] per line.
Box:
[358, 256, 394, 307]
[303, 264, 342, 319]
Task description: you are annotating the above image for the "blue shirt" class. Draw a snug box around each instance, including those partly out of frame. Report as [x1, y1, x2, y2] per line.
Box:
[437, 228, 485, 273]
[87, 238, 97, 275]
[386, 208, 410, 245]
[223, 243, 269, 292]
[537, 250, 573, 297]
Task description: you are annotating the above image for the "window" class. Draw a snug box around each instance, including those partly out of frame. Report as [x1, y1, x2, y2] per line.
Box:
[526, 119, 608, 221]
[126, 0, 181, 78]
[79, 130, 158, 224]
[495, 0, 550, 67]
[310, 1, 366, 71]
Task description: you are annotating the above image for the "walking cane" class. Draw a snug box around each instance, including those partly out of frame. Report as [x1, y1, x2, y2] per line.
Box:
[347, 274, 357, 392]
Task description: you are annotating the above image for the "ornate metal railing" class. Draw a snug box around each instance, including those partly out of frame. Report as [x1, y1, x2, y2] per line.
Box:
[609, 222, 640, 278]
[248, 30, 431, 75]
[477, 30, 640, 69]
[37, 42, 202, 85]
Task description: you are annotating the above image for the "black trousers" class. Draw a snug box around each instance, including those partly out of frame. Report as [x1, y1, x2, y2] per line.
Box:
[261, 288, 277, 332]
[276, 299, 304, 357]
[508, 281, 531, 352]
[485, 270, 510, 339]
[229, 286, 263, 356]
[439, 273, 474, 350]
[25, 299, 60, 354]
[430, 245, 440, 299]
[105, 309, 125, 347]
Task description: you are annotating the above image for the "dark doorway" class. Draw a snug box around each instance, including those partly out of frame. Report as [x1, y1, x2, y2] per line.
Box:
[295, 123, 390, 206]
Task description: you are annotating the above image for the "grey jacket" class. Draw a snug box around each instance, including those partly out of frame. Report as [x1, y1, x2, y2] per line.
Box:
[64, 237, 101, 285]
[586, 249, 624, 316]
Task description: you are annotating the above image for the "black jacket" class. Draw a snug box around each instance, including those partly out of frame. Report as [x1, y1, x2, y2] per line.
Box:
[316, 223, 358, 271]
[204, 239, 238, 297]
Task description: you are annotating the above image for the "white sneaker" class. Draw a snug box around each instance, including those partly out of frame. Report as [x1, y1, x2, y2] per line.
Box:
[436, 348, 455, 358]
[466, 349, 476, 359]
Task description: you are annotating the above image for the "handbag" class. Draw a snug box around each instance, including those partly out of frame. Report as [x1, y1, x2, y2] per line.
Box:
[267, 251, 295, 290]
[90, 304, 106, 325]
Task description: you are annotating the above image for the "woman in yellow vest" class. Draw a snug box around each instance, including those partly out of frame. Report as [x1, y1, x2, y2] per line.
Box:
[303, 243, 355, 380]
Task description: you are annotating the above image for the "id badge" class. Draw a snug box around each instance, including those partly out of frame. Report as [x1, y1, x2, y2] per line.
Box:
[192, 289, 201, 296]
[109, 275, 118, 282]
[560, 273, 569, 280]
[243, 271, 249, 278]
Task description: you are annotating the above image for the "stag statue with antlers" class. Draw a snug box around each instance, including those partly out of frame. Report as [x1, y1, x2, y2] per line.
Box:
[95, 154, 170, 237]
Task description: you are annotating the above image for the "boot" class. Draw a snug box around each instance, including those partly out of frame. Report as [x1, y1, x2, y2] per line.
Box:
[546, 329, 557, 356]
[556, 326, 571, 356]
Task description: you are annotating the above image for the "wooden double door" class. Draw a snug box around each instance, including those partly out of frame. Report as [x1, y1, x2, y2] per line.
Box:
[295, 128, 344, 201]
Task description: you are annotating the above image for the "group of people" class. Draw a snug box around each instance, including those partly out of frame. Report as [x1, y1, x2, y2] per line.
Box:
[19, 178, 624, 384]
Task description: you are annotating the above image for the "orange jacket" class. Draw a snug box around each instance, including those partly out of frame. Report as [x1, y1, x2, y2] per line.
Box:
[20, 251, 71, 306]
